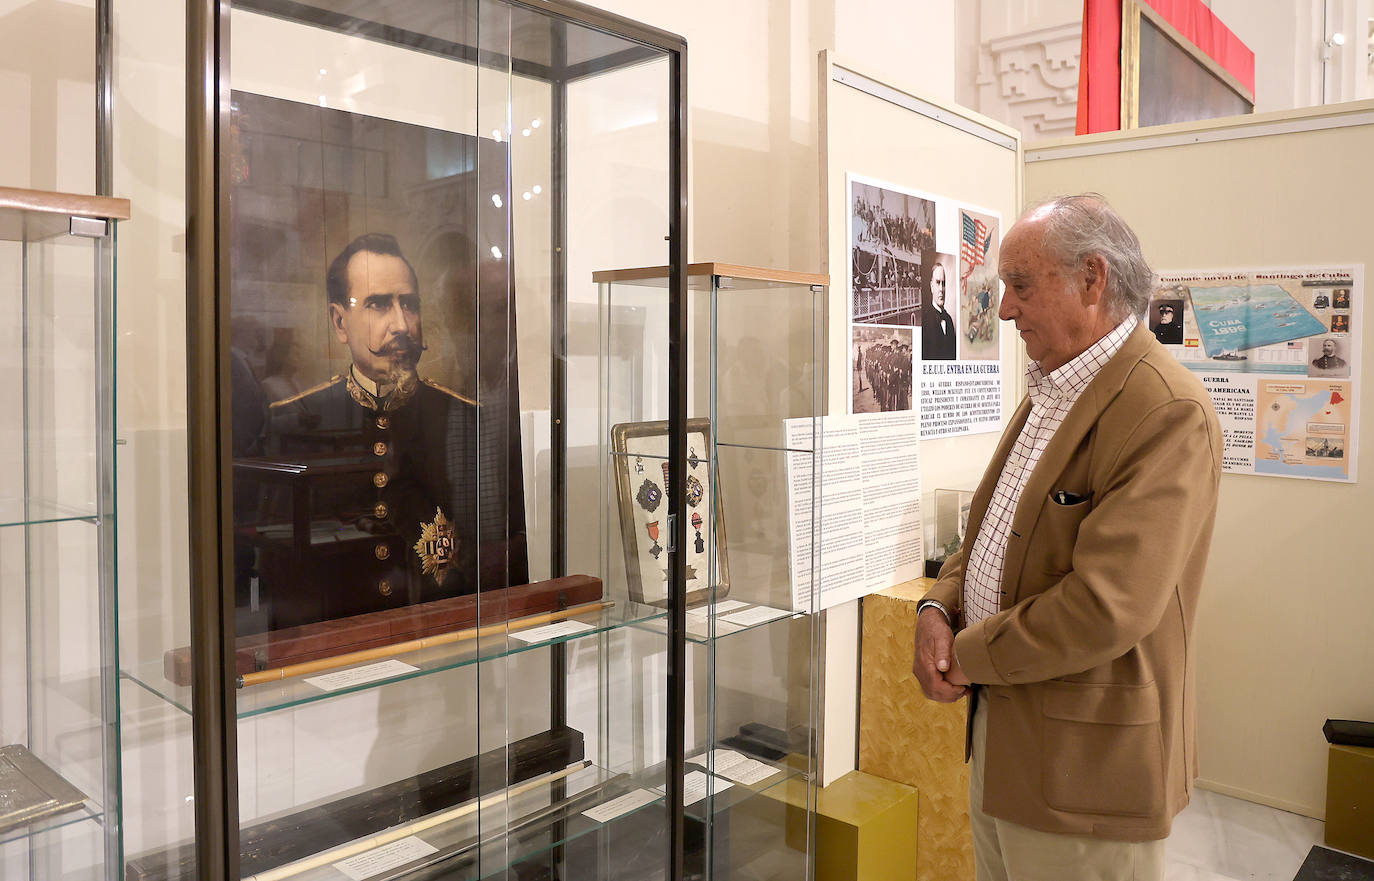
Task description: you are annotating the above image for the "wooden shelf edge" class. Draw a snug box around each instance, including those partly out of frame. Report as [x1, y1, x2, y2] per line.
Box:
[592, 262, 828, 286]
[0, 187, 131, 222]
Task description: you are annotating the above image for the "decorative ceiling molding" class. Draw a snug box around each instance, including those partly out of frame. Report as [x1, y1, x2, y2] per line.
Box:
[976, 22, 1082, 138]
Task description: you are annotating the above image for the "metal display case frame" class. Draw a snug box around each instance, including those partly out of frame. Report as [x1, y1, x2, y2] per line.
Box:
[183, 1, 689, 879]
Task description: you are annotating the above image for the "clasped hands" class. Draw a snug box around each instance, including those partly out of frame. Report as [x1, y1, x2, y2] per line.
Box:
[912, 607, 971, 702]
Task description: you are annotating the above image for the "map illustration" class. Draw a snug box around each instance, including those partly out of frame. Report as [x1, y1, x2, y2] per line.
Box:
[1255, 381, 1351, 480]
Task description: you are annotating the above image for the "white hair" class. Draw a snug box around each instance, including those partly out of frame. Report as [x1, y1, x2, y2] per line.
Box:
[1023, 194, 1153, 321]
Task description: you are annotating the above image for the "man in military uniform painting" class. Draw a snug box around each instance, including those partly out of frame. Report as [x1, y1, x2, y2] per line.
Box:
[250, 233, 527, 630]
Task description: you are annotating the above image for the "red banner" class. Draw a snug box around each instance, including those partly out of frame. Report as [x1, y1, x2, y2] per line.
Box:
[1076, 0, 1255, 135]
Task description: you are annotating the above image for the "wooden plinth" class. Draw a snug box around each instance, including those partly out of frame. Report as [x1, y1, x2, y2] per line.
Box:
[859, 578, 973, 881]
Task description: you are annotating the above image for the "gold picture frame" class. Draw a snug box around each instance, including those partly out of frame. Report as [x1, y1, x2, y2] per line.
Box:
[610, 418, 729, 608]
[1120, 0, 1254, 130]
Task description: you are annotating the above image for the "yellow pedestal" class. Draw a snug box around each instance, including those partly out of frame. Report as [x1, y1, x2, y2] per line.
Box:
[751, 769, 919, 881]
[1326, 742, 1374, 860]
[859, 578, 974, 881]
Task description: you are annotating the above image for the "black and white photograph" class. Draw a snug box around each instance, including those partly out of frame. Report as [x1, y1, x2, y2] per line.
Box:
[1306, 435, 1345, 459]
[1149, 298, 1186, 345]
[921, 252, 958, 360]
[1308, 336, 1350, 377]
[850, 180, 935, 327]
[852, 325, 913, 413]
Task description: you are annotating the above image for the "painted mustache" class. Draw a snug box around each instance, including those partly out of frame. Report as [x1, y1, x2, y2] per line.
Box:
[369, 338, 426, 358]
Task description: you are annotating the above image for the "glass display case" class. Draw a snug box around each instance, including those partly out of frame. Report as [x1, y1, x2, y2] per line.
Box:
[925, 488, 973, 578]
[118, 1, 691, 880]
[0, 186, 128, 880]
[595, 263, 825, 879]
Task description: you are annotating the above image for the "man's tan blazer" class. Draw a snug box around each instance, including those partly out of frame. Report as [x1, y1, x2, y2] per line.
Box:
[922, 325, 1222, 841]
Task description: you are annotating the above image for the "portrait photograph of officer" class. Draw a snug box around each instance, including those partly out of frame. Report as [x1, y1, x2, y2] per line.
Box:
[1308, 337, 1350, 377]
[228, 91, 528, 633]
[1149, 298, 1185, 345]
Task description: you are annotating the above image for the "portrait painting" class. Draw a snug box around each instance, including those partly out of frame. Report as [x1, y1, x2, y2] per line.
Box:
[227, 90, 529, 634]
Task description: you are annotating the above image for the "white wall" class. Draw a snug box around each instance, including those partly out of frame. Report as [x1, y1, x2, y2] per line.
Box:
[0, 0, 96, 192]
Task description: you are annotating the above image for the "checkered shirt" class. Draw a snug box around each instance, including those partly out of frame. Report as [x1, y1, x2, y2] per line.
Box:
[962, 315, 1139, 628]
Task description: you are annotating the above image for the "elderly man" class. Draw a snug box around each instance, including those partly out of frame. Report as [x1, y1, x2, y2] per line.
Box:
[913, 195, 1221, 881]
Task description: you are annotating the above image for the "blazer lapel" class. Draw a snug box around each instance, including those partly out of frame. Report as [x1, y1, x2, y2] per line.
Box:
[1000, 326, 1156, 607]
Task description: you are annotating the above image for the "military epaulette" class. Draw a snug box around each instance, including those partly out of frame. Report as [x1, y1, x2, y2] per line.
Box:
[423, 379, 478, 406]
[269, 375, 343, 409]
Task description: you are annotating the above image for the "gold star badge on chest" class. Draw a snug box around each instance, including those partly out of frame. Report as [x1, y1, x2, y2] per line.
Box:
[414, 507, 456, 583]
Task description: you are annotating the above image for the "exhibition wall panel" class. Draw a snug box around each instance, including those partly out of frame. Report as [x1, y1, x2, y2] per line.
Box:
[1024, 99, 1374, 818]
[820, 52, 1021, 784]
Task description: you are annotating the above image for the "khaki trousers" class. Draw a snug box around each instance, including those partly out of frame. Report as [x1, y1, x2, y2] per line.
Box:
[969, 697, 1166, 881]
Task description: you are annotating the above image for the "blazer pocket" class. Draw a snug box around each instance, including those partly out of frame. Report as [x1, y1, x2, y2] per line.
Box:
[1033, 494, 1091, 578]
[1041, 681, 1165, 818]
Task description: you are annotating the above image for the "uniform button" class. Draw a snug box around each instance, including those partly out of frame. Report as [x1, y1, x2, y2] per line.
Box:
[373, 472, 389, 488]
[376, 416, 390, 430]
[373, 441, 388, 457]
[378, 579, 393, 597]
[375, 544, 390, 561]
[374, 502, 389, 519]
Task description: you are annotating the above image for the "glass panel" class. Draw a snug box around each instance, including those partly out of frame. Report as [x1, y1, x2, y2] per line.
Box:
[574, 25, 675, 881]
[704, 275, 822, 878]
[0, 223, 114, 881]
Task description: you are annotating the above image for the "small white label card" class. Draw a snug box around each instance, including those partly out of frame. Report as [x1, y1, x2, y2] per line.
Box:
[580, 788, 660, 824]
[304, 659, 418, 692]
[334, 836, 439, 880]
[686, 599, 748, 617]
[510, 620, 594, 644]
[705, 749, 782, 786]
[720, 605, 791, 627]
[657, 770, 733, 806]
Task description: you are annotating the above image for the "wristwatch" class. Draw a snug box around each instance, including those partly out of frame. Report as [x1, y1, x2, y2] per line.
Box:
[916, 598, 952, 626]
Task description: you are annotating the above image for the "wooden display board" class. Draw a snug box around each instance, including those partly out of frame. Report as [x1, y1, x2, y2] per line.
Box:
[1025, 100, 1374, 819]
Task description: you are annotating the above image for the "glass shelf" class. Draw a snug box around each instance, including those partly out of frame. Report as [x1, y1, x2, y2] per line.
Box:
[0, 497, 99, 529]
[636, 602, 806, 645]
[682, 758, 806, 822]
[216, 757, 805, 881]
[231, 762, 664, 881]
[0, 803, 102, 847]
[121, 599, 668, 719]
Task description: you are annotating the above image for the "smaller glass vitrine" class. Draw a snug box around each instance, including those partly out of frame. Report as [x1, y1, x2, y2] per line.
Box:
[926, 487, 974, 578]
[595, 263, 826, 879]
[0, 187, 128, 881]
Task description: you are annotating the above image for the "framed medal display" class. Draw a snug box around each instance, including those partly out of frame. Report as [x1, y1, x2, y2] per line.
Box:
[611, 418, 730, 607]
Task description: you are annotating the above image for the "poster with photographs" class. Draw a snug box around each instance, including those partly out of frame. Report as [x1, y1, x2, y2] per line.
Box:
[846, 174, 1003, 439]
[1155, 265, 1362, 482]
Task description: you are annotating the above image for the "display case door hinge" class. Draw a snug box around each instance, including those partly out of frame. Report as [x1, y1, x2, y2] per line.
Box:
[69, 216, 108, 238]
[667, 514, 677, 553]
